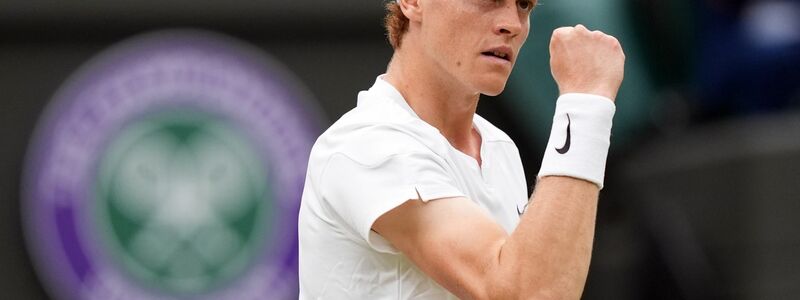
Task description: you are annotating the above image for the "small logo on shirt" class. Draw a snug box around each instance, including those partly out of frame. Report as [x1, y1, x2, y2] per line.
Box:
[555, 114, 571, 154]
[517, 202, 530, 216]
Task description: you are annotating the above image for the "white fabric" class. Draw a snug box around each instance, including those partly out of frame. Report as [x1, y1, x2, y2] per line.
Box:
[298, 75, 529, 299]
[538, 93, 616, 189]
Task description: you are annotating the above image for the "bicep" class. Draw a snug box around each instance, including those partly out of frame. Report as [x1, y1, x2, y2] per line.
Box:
[372, 197, 509, 299]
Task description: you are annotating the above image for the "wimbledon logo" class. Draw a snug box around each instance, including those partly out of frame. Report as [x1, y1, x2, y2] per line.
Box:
[22, 30, 321, 299]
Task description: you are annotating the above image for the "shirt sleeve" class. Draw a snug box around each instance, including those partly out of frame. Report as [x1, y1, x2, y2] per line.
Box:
[319, 147, 465, 254]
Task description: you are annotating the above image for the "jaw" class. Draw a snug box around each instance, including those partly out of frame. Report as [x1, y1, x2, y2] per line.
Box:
[417, 46, 513, 98]
[480, 83, 507, 97]
[473, 53, 515, 93]
[471, 67, 512, 96]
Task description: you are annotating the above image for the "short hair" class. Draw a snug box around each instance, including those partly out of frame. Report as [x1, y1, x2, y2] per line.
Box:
[384, 1, 409, 49]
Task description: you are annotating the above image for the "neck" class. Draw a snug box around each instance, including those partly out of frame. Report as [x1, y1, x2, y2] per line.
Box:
[384, 48, 481, 153]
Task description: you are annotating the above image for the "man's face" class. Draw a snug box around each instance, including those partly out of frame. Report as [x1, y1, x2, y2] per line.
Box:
[419, 0, 533, 96]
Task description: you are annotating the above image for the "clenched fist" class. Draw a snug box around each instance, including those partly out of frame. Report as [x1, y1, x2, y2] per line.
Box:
[550, 24, 625, 102]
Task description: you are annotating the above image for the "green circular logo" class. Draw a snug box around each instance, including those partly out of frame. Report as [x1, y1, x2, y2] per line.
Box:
[94, 113, 272, 294]
[24, 31, 318, 299]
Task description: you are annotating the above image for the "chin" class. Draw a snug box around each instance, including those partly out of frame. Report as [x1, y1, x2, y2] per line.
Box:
[476, 79, 508, 97]
[471, 71, 510, 96]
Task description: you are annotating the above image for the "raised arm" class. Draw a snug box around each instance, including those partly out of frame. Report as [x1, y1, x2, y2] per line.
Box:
[373, 25, 625, 300]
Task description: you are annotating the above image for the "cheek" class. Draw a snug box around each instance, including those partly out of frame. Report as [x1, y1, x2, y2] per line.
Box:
[439, 36, 469, 71]
[522, 23, 531, 43]
[424, 21, 460, 63]
[452, 37, 478, 70]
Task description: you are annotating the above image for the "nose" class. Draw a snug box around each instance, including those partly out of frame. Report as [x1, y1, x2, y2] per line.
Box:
[493, 3, 523, 37]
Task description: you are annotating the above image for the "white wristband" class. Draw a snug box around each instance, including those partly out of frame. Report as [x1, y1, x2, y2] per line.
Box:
[537, 93, 616, 189]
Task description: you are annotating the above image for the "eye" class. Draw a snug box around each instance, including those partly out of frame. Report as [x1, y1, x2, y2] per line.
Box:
[517, 0, 534, 11]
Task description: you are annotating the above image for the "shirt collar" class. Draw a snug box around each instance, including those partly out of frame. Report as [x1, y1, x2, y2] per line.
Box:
[358, 74, 419, 118]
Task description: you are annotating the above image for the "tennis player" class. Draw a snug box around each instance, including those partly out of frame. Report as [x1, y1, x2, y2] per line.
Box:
[299, 0, 624, 298]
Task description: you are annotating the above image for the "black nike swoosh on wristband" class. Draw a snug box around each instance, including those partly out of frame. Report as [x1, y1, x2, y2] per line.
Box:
[555, 114, 571, 154]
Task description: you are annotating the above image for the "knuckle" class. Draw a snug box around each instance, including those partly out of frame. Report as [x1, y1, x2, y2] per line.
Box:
[602, 34, 621, 47]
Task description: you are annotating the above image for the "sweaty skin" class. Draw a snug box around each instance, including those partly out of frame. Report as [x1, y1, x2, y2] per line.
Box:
[374, 0, 625, 299]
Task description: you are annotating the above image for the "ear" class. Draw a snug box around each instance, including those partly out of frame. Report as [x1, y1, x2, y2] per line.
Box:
[397, 0, 422, 22]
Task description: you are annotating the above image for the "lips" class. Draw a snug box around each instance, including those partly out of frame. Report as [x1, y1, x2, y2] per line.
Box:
[481, 46, 513, 62]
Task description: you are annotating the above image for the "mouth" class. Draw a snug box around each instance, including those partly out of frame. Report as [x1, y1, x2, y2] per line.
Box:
[481, 46, 513, 62]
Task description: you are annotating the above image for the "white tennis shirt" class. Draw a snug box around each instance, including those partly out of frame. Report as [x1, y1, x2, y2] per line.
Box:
[298, 75, 529, 299]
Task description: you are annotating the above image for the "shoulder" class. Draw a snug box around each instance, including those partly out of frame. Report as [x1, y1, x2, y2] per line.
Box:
[310, 102, 448, 168]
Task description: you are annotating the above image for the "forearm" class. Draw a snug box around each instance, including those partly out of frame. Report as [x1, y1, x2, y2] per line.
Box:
[491, 176, 599, 299]
[482, 23, 625, 297]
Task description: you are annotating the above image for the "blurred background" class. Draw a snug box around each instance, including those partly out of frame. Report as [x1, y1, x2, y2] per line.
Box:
[1, 0, 799, 299]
